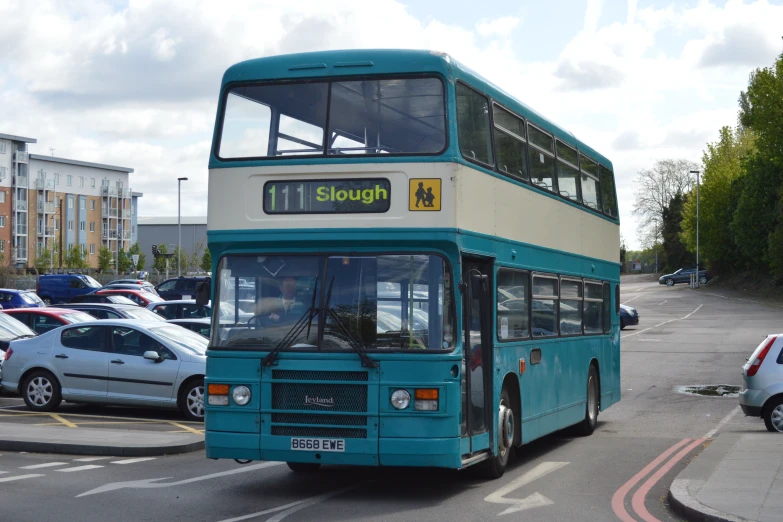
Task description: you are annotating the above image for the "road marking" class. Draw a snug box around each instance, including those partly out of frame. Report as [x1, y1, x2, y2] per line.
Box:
[20, 462, 68, 469]
[637, 338, 662, 343]
[0, 474, 45, 482]
[622, 295, 641, 304]
[73, 457, 112, 462]
[681, 304, 703, 320]
[166, 421, 204, 435]
[631, 439, 705, 522]
[657, 300, 668, 305]
[611, 438, 692, 522]
[484, 461, 569, 516]
[57, 465, 104, 473]
[0, 471, 7, 475]
[111, 458, 157, 465]
[621, 304, 703, 340]
[77, 461, 285, 497]
[705, 406, 741, 439]
[219, 484, 362, 522]
[49, 413, 78, 428]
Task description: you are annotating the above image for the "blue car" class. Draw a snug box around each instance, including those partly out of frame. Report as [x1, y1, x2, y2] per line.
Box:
[620, 304, 639, 330]
[0, 289, 45, 310]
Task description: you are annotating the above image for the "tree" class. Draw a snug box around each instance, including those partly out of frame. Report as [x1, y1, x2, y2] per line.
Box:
[680, 126, 755, 273]
[632, 159, 698, 247]
[64, 244, 88, 269]
[661, 193, 694, 272]
[153, 243, 169, 273]
[739, 52, 783, 169]
[201, 247, 211, 272]
[117, 249, 133, 273]
[35, 247, 52, 271]
[98, 246, 113, 272]
[171, 247, 187, 274]
[128, 242, 146, 271]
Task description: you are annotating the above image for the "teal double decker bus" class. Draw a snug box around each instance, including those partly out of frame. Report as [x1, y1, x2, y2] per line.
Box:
[203, 49, 621, 478]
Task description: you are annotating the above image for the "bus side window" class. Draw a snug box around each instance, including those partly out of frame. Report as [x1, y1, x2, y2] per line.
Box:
[603, 283, 613, 332]
[456, 83, 493, 167]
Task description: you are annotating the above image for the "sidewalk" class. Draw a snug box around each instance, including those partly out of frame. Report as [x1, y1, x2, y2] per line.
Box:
[669, 433, 783, 522]
[0, 422, 204, 456]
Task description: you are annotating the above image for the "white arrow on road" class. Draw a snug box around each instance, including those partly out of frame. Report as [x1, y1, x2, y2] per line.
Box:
[484, 461, 569, 516]
[77, 461, 284, 497]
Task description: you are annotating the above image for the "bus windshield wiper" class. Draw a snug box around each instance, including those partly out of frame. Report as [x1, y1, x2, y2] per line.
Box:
[261, 277, 319, 367]
[317, 277, 378, 368]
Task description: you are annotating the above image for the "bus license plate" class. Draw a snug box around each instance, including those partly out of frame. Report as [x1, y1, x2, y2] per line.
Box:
[290, 438, 345, 452]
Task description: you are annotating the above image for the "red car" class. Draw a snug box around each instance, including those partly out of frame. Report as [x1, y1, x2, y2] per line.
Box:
[3, 307, 95, 335]
[95, 289, 165, 307]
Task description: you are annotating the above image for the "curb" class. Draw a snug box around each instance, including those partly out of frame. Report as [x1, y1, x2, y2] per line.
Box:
[0, 439, 204, 457]
[668, 479, 754, 522]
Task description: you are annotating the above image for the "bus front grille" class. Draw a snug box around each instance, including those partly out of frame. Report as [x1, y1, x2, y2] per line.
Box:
[272, 383, 367, 412]
[272, 413, 366, 426]
[271, 426, 367, 439]
[272, 370, 368, 382]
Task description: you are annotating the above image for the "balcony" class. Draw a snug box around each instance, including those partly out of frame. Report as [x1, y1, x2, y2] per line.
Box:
[101, 186, 118, 197]
[14, 175, 28, 188]
[37, 226, 55, 237]
[15, 224, 27, 236]
[37, 201, 55, 214]
[122, 209, 132, 219]
[35, 179, 55, 190]
[102, 230, 119, 240]
[101, 207, 119, 218]
[121, 230, 132, 240]
[14, 200, 28, 212]
[14, 251, 27, 263]
[122, 188, 132, 198]
[13, 151, 29, 164]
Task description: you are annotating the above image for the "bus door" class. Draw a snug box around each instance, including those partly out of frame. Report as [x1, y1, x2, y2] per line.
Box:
[462, 257, 493, 453]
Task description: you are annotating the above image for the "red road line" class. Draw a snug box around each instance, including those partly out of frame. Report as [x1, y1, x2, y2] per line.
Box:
[611, 438, 692, 522]
[631, 438, 706, 522]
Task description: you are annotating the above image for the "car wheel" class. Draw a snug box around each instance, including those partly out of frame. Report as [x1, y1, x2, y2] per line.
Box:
[620, 317, 626, 330]
[665, 279, 674, 287]
[763, 397, 783, 433]
[699, 276, 707, 285]
[180, 378, 205, 422]
[575, 365, 599, 436]
[477, 387, 515, 479]
[22, 370, 62, 412]
[287, 462, 321, 472]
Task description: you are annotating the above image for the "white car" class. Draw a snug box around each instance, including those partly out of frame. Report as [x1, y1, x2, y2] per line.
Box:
[0, 320, 207, 420]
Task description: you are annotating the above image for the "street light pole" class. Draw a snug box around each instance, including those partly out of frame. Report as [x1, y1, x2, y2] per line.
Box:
[177, 177, 188, 277]
[690, 170, 700, 287]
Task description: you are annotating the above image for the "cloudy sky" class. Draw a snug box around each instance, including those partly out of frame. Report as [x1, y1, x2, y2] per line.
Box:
[1, 0, 781, 249]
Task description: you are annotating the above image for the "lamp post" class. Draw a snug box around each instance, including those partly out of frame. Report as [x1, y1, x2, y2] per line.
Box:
[690, 170, 700, 287]
[177, 177, 188, 277]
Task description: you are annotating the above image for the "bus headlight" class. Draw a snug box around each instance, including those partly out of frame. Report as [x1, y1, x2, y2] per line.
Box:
[232, 386, 251, 406]
[390, 389, 410, 410]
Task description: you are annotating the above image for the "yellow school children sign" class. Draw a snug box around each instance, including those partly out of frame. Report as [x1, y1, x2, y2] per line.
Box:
[409, 178, 441, 211]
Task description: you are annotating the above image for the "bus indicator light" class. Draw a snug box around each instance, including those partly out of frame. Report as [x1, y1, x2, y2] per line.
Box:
[519, 359, 526, 374]
[414, 389, 438, 400]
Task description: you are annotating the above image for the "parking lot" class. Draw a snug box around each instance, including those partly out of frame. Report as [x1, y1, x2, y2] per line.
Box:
[0, 394, 203, 434]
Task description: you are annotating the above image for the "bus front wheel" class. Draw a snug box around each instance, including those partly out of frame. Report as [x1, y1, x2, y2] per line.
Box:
[478, 387, 515, 479]
[287, 462, 321, 472]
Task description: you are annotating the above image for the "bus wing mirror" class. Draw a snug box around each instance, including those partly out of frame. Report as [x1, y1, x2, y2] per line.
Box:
[195, 278, 211, 306]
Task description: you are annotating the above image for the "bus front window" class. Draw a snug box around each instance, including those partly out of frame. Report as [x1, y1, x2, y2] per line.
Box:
[212, 254, 455, 352]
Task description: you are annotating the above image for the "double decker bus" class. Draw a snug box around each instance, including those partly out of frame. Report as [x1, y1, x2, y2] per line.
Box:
[201, 49, 621, 478]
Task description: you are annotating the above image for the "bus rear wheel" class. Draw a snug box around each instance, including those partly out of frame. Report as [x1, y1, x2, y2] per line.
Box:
[478, 387, 515, 479]
[286, 462, 321, 472]
[575, 366, 599, 436]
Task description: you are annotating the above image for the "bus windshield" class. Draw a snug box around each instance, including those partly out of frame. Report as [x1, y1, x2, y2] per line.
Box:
[212, 254, 455, 352]
[217, 77, 446, 159]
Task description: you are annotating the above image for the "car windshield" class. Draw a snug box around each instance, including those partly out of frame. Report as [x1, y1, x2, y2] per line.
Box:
[107, 295, 137, 305]
[21, 292, 42, 304]
[64, 311, 97, 323]
[0, 312, 36, 338]
[124, 308, 167, 321]
[144, 294, 165, 303]
[150, 325, 208, 354]
[83, 276, 102, 288]
[212, 254, 455, 352]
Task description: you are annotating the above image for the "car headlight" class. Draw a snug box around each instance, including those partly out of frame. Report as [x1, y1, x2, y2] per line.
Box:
[232, 385, 251, 406]
[390, 389, 410, 410]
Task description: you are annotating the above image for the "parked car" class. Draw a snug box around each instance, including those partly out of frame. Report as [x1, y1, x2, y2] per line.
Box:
[658, 268, 711, 286]
[147, 300, 212, 320]
[168, 318, 211, 338]
[94, 289, 165, 307]
[3, 308, 95, 335]
[739, 334, 783, 432]
[155, 276, 209, 301]
[620, 304, 639, 330]
[0, 313, 37, 353]
[36, 274, 103, 305]
[68, 294, 139, 305]
[54, 303, 167, 322]
[1, 320, 207, 420]
[0, 289, 45, 309]
[101, 283, 159, 295]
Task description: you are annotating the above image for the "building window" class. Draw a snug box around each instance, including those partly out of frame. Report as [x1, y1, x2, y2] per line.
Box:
[68, 220, 74, 231]
[89, 244, 95, 255]
[91, 178, 96, 188]
[67, 175, 72, 186]
[80, 221, 86, 232]
[79, 176, 84, 188]
[68, 198, 74, 209]
[0, 216, 5, 228]
[80, 198, 85, 210]
[89, 221, 95, 232]
[54, 173, 59, 185]
[0, 240, 5, 253]
[90, 200, 95, 211]
[0, 142, 6, 153]
[81, 244, 87, 255]
[0, 191, 5, 203]
[54, 219, 59, 230]
[0, 167, 6, 180]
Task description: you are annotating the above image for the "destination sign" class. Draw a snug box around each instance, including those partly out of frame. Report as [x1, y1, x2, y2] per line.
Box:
[263, 179, 391, 214]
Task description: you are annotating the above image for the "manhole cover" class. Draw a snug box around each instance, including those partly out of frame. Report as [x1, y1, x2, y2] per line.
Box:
[676, 384, 740, 397]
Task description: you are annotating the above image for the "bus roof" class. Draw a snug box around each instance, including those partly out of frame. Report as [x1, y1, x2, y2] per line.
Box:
[220, 49, 612, 169]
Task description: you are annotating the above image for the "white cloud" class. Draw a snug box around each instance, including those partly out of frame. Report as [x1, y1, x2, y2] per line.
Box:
[1, 0, 781, 250]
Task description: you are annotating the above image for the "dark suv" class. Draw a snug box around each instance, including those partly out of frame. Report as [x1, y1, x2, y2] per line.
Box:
[155, 276, 209, 301]
[659, 268, 711, 286]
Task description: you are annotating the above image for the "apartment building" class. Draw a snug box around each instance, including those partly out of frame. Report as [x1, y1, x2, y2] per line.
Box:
[0, 132, 142, 269]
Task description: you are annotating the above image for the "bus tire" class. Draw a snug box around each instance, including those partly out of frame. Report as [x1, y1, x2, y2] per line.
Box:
[576, 365, 599, 436]
[286, 462, 321, 472]
[478, 387, 515, 479]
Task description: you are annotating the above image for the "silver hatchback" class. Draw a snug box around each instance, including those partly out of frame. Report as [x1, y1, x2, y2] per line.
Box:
[739, 334, 783, 432]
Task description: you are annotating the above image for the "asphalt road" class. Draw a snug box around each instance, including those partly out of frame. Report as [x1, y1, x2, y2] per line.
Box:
[0, 277, 779, 522]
